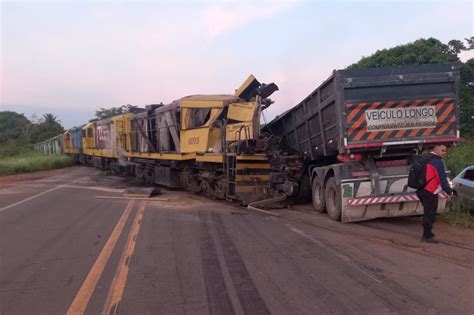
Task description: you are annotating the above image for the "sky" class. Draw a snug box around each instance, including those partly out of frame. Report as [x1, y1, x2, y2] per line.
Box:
[1, 0, 473, 128]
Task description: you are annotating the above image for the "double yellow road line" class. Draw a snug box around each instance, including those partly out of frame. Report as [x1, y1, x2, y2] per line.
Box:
[67, 200, 146, 315]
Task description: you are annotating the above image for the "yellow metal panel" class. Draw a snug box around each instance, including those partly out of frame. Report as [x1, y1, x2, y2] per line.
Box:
[65, 148, 80, 154]
[234, 74, 257, 98]
[181, 108, 190, 129]
[180, 95, 239, 108]
[64, 130, 72, 151]
[207, 128, 222, 153]
[235, 163, 271, 169]
[235, 174, 271, 181]
[180, 127, 209, 153]
[82, 123, 95, 149]
[227, 102, 256, 122]
[83, 148, 94, 156]
[125, 152, 196, 161]
[123, 113, 132, 152]
[180, 100, 226, 108]
[87, 149, 116, 158]
[204, 108, 223, 127]
[196, 154, 224, 163]
[226, 122, 254, 141]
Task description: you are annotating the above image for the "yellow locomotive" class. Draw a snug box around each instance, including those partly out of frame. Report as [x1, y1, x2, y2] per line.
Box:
[64, 75, 287, 204]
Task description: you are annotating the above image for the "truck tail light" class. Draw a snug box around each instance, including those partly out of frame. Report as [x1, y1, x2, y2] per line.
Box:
[337, 154, 362, 162]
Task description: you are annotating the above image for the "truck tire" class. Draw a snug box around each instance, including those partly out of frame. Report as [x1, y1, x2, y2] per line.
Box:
[311, 178, 325, 213]
[324, 177, 341, 221]
[294, 173, 311, 204]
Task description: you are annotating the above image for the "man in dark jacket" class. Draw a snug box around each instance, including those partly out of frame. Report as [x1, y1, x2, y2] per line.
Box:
[416, 144, 454, 244]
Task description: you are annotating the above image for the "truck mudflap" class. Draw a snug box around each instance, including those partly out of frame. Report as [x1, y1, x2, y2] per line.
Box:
[342, 191, 449, 223]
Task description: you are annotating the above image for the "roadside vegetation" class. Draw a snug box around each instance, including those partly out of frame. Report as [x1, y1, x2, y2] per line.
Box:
[0, 152, 74, 176]
[441, 139, 474, 229]
[0, 112, 74, 176]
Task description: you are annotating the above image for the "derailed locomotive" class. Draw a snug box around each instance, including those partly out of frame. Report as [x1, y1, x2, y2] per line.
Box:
[63, 75, 298, 205]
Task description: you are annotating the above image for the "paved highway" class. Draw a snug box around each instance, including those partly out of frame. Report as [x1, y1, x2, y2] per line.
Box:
[0, 166, 473, 314]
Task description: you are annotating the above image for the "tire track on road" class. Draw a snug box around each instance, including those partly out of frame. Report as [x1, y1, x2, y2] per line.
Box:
[200, 213, 235, 315]
[211, 213, 270, 315]
[280, 211, 474, 270]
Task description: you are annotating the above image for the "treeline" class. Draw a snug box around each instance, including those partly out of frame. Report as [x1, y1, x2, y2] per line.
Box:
[0, 111, 65, 156]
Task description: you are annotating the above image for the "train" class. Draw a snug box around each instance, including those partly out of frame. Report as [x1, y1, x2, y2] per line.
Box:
[59, 75, 290, 206]
[34, 64, 461, 222]
[33, 133, 64, 155]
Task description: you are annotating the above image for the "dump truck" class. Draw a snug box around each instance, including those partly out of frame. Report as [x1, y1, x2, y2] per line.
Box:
[264, 63, 460, 222]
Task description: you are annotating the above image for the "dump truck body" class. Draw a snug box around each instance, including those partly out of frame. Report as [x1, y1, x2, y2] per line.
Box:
[265, 64, 460, 222]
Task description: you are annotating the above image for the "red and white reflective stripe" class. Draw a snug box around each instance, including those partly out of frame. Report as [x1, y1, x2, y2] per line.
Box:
[348, 192, 449, 206]
[345, 137, 460, 149]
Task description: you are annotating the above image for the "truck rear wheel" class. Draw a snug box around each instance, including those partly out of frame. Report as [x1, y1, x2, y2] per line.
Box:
[324, 177, 341, 221]
[294, 173, 311, 204]
[311, 178, 325, 213]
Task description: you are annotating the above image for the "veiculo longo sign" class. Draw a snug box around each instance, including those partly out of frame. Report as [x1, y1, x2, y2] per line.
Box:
[365, 106, 437, 131]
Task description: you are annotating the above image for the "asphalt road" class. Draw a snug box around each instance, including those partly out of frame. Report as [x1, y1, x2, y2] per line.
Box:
[0, 166, 473, 314]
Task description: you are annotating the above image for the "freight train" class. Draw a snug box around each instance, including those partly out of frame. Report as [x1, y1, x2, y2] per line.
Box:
[34, 64, 461, 221]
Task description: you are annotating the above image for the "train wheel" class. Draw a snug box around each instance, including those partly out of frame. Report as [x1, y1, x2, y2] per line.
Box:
[213, 179, 227, 200]
[324, 177, 341, 221]
[311, 178, 325, 213]
[135, 166, 145, 181]
[184, 172, 201, 193]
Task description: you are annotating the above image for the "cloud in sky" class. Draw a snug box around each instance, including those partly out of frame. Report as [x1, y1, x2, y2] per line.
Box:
[202, 1, 299, 38]
[1, 0, 472, 129]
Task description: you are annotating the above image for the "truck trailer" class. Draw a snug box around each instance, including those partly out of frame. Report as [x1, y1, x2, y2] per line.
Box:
[264, 63, 460, 222]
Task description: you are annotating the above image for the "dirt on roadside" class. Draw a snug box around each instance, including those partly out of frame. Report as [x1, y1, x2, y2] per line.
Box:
[0, 166, 84, 189]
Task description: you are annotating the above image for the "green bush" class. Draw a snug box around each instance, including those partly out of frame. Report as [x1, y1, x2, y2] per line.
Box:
[0, 142, 35, 159]
[0, 152, 75, 176]
[442, 139, 474, 229]
[446, 140, 474, 176]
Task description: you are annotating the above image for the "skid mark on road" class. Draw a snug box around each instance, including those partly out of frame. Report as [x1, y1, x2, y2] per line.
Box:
[280, 211, 474, 270]
[67, 200, 135, 315]
[102, 201, 146, 315]
[212, 213, 270, 315]
[285, 223, 382, 284]
[200, 213, 235, 315]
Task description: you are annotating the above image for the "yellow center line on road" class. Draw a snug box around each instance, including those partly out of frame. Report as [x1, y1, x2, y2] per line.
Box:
[102, 200, 146, 315]
[67, 200, 136, 315]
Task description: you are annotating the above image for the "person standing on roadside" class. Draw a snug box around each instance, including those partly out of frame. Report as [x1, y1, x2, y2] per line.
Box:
[416, 144, 454, 244]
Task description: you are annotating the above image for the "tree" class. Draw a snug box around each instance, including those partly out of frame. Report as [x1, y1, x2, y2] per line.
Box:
[32, 113, 65, 143]
[0, 111, 31, 143]
[95, 104, 139, 120]
[349, 37, 474, 137]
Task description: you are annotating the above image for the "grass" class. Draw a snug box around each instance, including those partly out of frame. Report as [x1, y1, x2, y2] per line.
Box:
[0, 143, 75, 176]
[440, 200, 474, 230]
[445, 139, 474, 176]
[441, 139, 474, 229]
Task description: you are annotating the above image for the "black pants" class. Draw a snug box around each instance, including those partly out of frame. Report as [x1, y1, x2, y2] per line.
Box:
[416, 189, 439, 238]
